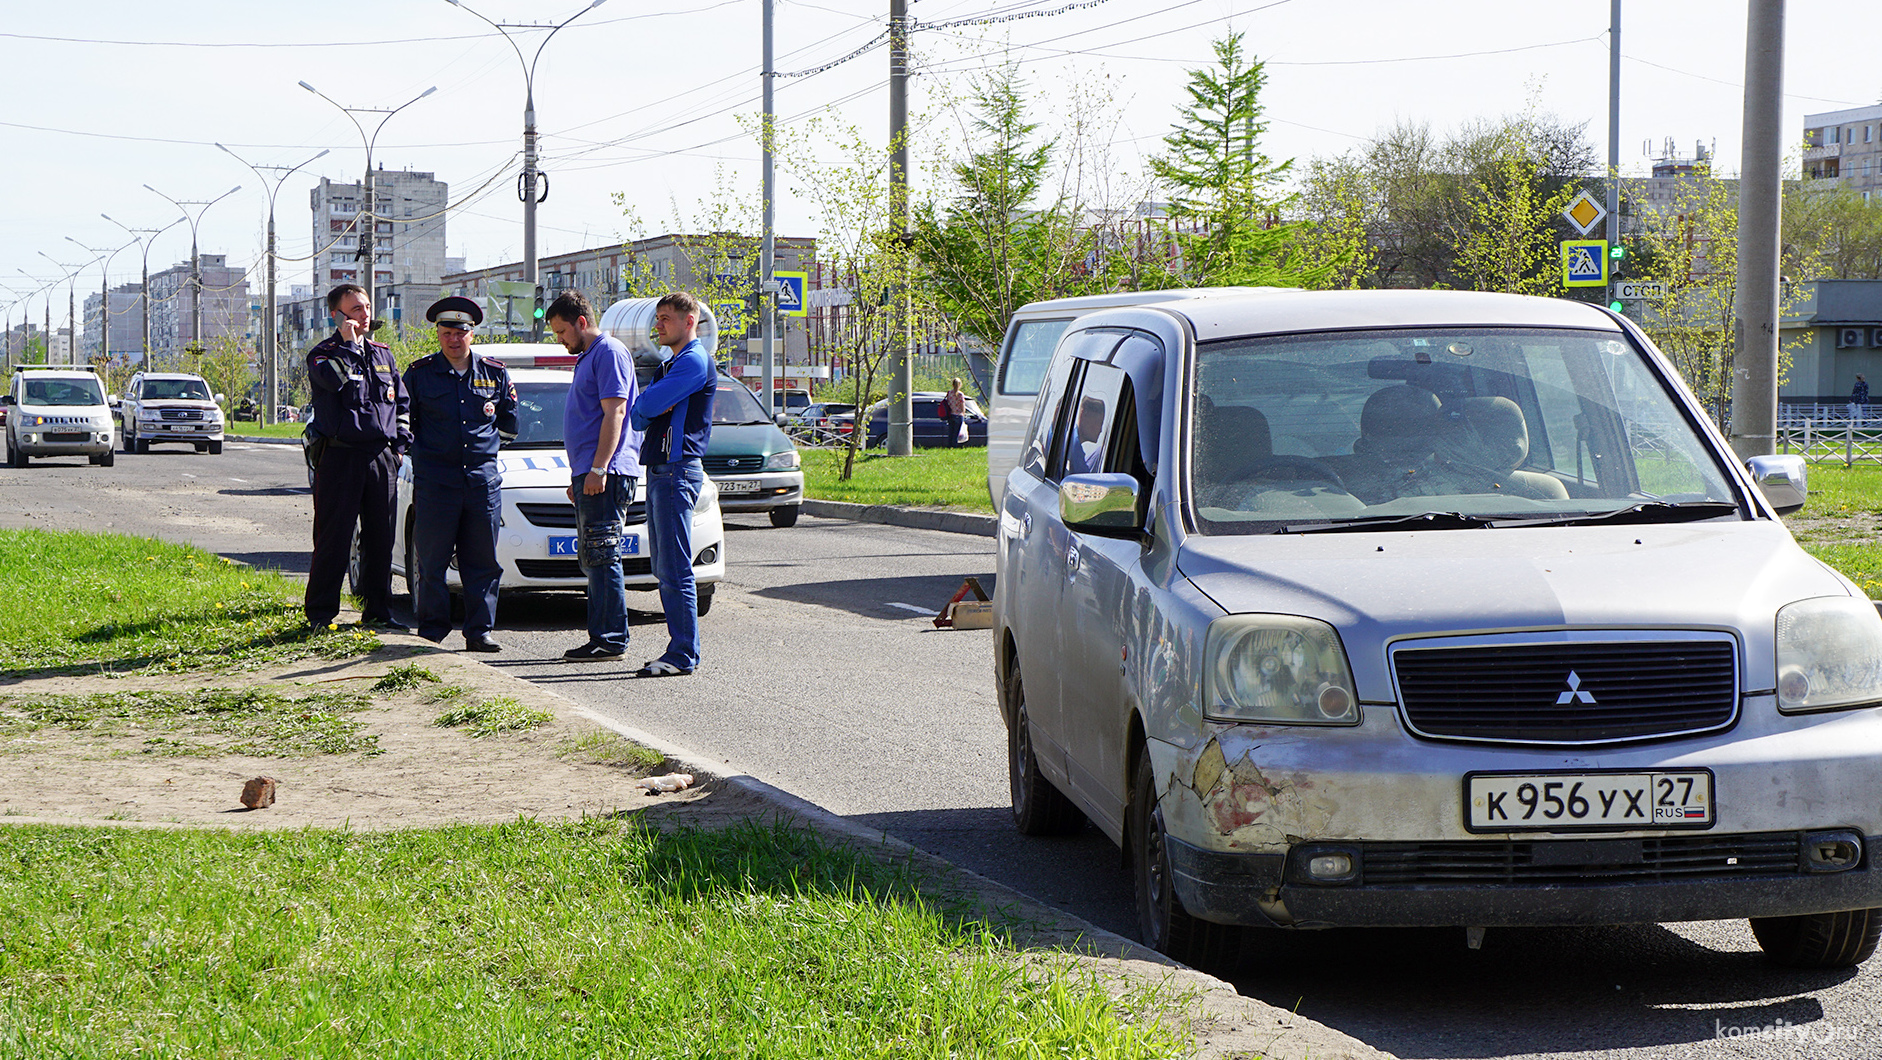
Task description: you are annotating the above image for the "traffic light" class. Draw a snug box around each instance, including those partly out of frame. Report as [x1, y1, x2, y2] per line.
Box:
[1608, 243, 1627, 276]
[532, 284, 546, 322]
[1608, 297, 1626, 314]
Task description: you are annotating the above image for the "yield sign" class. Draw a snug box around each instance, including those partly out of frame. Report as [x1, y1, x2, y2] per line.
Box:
[1562, 190, 1607, 236]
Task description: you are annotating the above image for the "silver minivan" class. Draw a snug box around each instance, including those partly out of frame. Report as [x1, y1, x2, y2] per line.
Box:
[985, 288, 1259, 504]
[993, 288, 1882, 976]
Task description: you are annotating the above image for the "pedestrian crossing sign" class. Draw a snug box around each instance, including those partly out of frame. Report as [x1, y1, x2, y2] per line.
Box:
[1562, 240, 1609, 287]
[775, 271, 808, 317]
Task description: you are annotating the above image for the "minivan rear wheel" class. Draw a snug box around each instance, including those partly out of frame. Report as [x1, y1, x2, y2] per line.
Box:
[1750, 908, 1882, 968]
[1005, 661, 1081, 836]
[1130, 745, 1242, 974]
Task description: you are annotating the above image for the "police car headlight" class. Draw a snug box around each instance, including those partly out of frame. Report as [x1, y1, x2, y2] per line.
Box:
[764, 449, 800, 472]
[694, 481, 718, 513]
[1203, 615, 1358, 725]
[1777, 596, 1882, 713]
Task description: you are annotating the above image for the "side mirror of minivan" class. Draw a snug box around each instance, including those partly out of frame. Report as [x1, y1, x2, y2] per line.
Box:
[1747, 454, 1807, 515]
[1060, 473, 1147, 538]
[774, 412, 790, 429]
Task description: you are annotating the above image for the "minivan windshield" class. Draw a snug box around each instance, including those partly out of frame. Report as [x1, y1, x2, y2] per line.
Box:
[508, 379, 570, 449]
[144, 378, 211, 401]
[713, 380, 770, 425]
[1188, 327, 1740, 535]
[23, 377, 105, 407]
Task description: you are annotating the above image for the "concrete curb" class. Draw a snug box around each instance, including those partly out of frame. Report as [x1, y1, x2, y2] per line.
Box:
[227, 434, 300, 446]
[801, 497, 996, 537]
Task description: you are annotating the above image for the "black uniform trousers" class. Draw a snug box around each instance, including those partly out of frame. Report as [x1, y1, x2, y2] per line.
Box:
[411, 464, 503, 642]
[305, 443, 399, 626]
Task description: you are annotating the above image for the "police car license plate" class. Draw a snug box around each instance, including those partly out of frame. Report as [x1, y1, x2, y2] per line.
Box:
[1465, 770, 1713, 832]
[549, 536, 639, 556]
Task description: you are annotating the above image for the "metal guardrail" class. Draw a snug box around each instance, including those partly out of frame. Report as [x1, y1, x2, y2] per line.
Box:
[1777, 419, 1882, 465]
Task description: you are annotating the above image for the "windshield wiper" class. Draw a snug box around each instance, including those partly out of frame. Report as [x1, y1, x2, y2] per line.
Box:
[1495, 501, 1741, 528]
[1281, 511, 1499, 534]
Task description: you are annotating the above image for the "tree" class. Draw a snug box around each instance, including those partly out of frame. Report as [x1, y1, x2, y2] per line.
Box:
[1449, 120, 1579, 296]
[1784, 181, 1882, 280]
[613, 167, 770, 339]
[199, 335, 257, 411]
[913, 66, 1109, 352]
[1139, 32, 1329, 289]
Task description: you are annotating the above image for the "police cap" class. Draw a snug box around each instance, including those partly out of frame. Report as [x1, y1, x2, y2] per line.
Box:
[427, 295, 483, 331]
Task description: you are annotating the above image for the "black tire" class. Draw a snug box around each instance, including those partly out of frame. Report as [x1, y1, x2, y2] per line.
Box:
[134, 432, 149, 455]
[98, 448, 114, 468]
[768, 505, 800, 528]
[1751, 909, 1882, 969]
[1005, 661, 1082, 836]
[121, 421, 135, 454]
[403, 523, 418, 597]
[1130, 746, 1242, 974]
[696, 583, 715, 616]
[208, 440, 223, 455]
[346, 528, 363, 599]
[8, 441, 26, 469]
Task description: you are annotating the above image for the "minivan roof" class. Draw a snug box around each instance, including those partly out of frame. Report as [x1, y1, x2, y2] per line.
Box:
[1009, 286, 1274, 318]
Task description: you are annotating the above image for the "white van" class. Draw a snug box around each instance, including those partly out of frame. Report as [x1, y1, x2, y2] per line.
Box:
[985, 288, 1261, 503]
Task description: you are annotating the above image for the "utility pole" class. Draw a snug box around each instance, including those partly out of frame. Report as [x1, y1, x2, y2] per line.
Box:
[1729, 0, 1785, 459]
[1606, 0, 1621, 253]
[218, 145, 328, 426]
[104, 213, 186, 365]
[761, 0, 776, 414]
[887, 0, 913, 456]
[300, 82, 436, 321]
[146, 185, 241, 365]
[443, 0, 609, 340]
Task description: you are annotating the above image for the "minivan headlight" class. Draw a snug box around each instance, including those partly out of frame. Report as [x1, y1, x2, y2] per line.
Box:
[1203, 615, 1358, 724]
[1776, 596, 1882, 713]
[764, 449, 800, 471]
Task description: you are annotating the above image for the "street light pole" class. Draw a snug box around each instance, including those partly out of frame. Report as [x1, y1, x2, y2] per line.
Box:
[217, 145, 329, 426]
[299, 82, 436, 324]
[37, 251, 86, 365]
[64, 236, 137, 368]
[444, 0, 608, 339]
[144, 185, 241, 366]
[103, 213, 187, 366]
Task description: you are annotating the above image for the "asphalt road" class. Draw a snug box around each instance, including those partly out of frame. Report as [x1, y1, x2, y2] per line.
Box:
[10, 439, 1882, 1059]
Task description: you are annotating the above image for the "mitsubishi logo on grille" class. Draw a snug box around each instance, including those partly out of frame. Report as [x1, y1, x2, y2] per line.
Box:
[1555, 671, 1597, 706]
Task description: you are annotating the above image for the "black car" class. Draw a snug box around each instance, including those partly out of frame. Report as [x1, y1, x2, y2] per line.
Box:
[864, 393, 988, 448]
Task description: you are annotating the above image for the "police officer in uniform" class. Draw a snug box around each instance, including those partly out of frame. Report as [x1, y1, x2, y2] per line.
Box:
[305, 283, 412, 631]
[403, 296, 518, 651]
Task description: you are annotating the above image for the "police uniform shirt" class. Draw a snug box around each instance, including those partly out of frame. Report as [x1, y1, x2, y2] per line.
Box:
[403, 351, 520, 470]
[306, 332, 412, 449]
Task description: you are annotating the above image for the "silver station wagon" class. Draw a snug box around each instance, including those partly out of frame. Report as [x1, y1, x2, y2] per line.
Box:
[993, 288, 1882, 974]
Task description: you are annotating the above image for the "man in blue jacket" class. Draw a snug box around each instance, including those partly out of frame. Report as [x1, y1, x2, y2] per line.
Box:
[629, 291, 715, 677]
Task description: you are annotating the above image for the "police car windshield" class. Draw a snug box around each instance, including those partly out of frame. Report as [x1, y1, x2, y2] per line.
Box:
[23, 377, 104, 407]
[712, 381, 772, 425]
[508, 380, 569, 449]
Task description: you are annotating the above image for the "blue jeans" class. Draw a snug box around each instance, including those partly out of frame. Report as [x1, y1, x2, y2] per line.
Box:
[645, 460, 704, 670]
[573, 472, 632, 652]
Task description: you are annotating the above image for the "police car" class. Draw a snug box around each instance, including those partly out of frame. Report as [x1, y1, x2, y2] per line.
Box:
[383, 347, 727, 612]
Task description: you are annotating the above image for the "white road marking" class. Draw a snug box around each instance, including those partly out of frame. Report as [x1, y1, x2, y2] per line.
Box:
[885, 601, 935, 615]
[229, 477, 248, 483]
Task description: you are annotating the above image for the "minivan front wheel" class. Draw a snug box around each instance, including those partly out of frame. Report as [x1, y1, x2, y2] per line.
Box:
[1005, 661, 1081, 836]
[1130, 745, 1242, 974]
[1750, 908, 1882, 969]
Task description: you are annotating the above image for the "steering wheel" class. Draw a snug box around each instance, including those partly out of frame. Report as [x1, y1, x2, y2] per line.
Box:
[1238, 456, 1348, 492]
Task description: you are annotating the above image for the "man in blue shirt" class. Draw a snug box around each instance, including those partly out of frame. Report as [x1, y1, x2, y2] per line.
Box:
[629, 292, 715, 677]
[548, 291, 642, 661]
[403, 296, 517, 652]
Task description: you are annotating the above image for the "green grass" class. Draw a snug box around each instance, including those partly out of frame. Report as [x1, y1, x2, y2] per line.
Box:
[801, 446, 994, 512]
[0, 529, 373, 677]
[225, 419, 307, 440]
[0, 819, 1185, 1059]
[371, 662, 442, 694]
[434, 695, 554, 738]
[557, 729, 666, 770]
[1787, 463, 1882, 597]
[0, 687, 380, 758]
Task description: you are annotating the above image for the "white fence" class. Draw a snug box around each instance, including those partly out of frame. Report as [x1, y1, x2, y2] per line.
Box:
[1776, 418, 1882, 465]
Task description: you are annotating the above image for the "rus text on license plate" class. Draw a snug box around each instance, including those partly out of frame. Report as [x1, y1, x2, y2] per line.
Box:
[716, 479, 760, 493]
[1466, 770, 1713, 832]
[548, 536, 639, 556]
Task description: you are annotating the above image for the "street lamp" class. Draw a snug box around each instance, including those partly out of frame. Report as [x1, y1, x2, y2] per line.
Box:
[298, 81, 436, 322]
[444, 0, 608, 338]
[142, 185, 241, 366]
[102, 212, 188, 365]
[36, 251, 86, 365]
[65, 236, 138, 369]
[15, 270, 53, 364]
[217, 144, 329, 426]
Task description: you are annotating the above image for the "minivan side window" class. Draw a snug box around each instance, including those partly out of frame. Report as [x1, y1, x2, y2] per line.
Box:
[999, 319, 1075, 396]
[1021, 353, 1079, 482]
[1052, 363, 1127, 481]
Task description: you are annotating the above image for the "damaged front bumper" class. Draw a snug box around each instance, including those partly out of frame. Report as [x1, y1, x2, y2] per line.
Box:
[1147, 702, 1882, 929]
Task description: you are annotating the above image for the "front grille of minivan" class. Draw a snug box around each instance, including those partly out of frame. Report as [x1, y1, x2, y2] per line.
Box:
[1393, 637, 1737, 745]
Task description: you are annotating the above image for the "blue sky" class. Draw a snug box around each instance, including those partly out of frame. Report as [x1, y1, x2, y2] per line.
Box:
[3, 0, 1877, 336]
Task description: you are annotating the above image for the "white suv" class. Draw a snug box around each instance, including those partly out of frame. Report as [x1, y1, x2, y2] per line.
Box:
[2, 366, 116, 468]
[119, 371, 225, 454]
